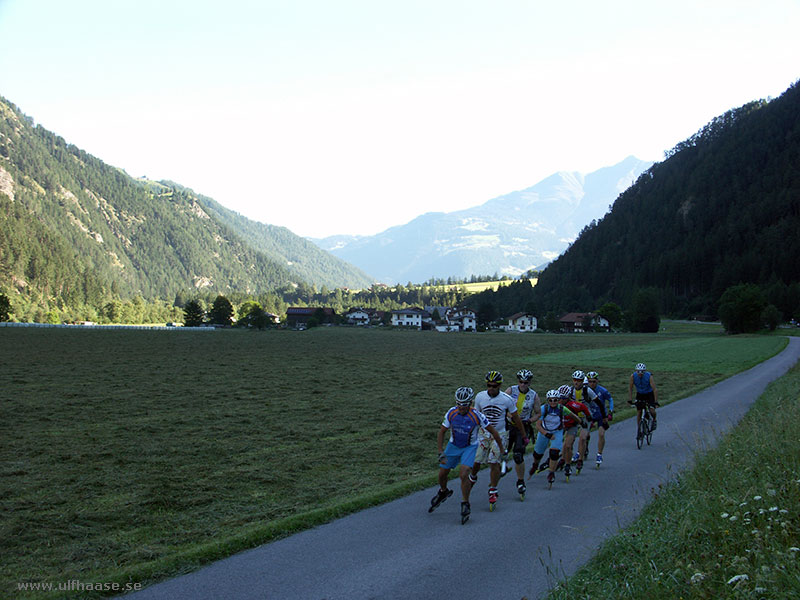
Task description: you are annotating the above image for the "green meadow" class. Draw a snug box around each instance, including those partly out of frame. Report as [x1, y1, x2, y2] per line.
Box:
[0, 324, 788, 598]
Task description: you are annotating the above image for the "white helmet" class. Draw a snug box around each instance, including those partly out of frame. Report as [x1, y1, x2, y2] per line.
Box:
[572, 370, 585, 380]
[635, 363, 646, 372]
[546, 389, 560, 400]
[557, 384, 572, 399]
[455, 386, 474, 406]
[516, 369, 533, 382]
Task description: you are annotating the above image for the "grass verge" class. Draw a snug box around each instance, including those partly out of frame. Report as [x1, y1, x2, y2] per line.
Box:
[545, 361, 800, 600]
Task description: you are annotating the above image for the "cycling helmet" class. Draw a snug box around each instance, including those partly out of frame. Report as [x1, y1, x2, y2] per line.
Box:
[587, 371, 599, 380]
[516, 369, 533, 382]
[572, 370, 585, 380]
[454, 386, 474, 406]
[635, 363, 646, 372]
[546, 389, 560, 400]
[557, 384, 572, 399]
[485, 370, 504, 384]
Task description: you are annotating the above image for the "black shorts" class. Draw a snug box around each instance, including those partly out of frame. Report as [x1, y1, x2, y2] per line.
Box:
[635, 392, 656, 410]
[508, 422, 534, 452]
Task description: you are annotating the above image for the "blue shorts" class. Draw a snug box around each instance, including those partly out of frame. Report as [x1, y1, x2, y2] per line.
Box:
[442, 442, 478, 469]
[533, 430, 563, 454]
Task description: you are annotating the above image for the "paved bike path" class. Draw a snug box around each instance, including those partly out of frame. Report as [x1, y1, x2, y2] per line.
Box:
[123, 337, 800, 600]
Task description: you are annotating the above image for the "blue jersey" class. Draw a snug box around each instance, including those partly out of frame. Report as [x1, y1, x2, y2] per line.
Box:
[594, 384, 614, 413]
[442, 407, 490, 448]
[632, 371, 653, 394]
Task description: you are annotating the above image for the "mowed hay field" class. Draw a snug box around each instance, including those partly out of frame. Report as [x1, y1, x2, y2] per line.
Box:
[0, 326, 787, 597]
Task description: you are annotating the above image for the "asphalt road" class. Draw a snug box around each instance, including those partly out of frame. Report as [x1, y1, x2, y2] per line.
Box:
[122, 337, 800, 600]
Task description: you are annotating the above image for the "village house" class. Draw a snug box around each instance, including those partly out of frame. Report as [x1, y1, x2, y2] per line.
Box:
[391, 307, 431, 329]
[504, 312, 538, 332]
[559, 312, 610, 333]
[285, 306, 336, 328]
[345, 307, 372, 326]
[446, 308, 477, 332]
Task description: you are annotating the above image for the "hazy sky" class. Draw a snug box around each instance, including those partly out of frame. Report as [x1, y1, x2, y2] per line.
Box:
[1, 1, 798, 238]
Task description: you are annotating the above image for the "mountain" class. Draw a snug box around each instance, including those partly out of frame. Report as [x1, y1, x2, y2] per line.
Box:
[312, 156, 652, 284]
[0, 95, 373, 318]
[172, 187, 374, 290]
[529, 79, 800, 319]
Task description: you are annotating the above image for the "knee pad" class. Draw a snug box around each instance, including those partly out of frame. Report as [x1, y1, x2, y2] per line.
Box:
[549, 449, 560, 462]
[513, 451, 524, 465]
[532, 452, 543, 462]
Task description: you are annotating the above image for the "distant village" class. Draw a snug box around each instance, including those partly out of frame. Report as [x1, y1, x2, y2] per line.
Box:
[284, 306, 610, 333]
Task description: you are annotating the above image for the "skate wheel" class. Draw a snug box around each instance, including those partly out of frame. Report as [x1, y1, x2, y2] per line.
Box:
[489, 502, 496, 512]
[461, 515, 469, 524]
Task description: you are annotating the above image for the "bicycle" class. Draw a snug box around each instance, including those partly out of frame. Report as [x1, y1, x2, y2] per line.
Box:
[629, 401, 658, 449]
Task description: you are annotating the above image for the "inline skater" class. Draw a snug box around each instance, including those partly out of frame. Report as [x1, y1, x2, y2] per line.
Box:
[585, 371, 613, 467]
[569, 370, 601, 468]
[628, 363, 659, 431]
[471, 371, 528, 511]
[557, 384, 592, 479]
[527, 389, 579, 489]
[504, 368, 540, 500]
[432, 386, 505, 524]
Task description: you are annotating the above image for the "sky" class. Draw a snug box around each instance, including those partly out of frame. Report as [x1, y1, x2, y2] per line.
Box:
[1, 1, 798, 239]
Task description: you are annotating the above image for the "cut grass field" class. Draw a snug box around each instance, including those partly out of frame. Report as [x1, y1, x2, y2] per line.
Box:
[0, 324, 788, 598]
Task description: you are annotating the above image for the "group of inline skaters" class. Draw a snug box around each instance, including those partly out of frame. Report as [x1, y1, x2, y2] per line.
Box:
[430, 364, 659, 524]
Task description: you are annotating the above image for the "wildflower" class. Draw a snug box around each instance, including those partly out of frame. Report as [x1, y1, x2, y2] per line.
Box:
[769, 506, 779, 512]
[690, 572, 705, 584]
[789, 547, 800, 553]
[751, 529, 759, 535]
[729, 516, 738, 522]
[739, 501, 748, 507]
[754, 495, 762, 501]
[727, 574, 749, 585]
[755, 587, 767, 594]
[779, 509, 788, 514]
[768, 489, 777, 496]
[721, 512, 730, 518]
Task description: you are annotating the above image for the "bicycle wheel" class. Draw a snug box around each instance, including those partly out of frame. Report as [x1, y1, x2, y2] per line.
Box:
[646, 418, 653, 445]
[636, 420, 644, 449]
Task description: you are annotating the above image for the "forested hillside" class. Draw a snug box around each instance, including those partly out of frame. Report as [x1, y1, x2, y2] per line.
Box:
[0, 96, 372, 321]
[469, 79, 800, 323]
[190, 190, 373, 290]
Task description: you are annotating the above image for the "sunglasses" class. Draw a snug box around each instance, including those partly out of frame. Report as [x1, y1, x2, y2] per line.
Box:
[487, 383, 501, 388]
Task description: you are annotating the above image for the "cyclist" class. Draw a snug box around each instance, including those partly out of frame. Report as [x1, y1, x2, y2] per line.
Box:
[569, 370, 600, 465]
[585, 371, 613, 466]
[628, 362, 659, 430]
[471, 371, 528, 510]
[557, 384, 592, 478]
[504, 368, 540, 498]
[433, 386, 505, 524]
[528, 389, 579, 488]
